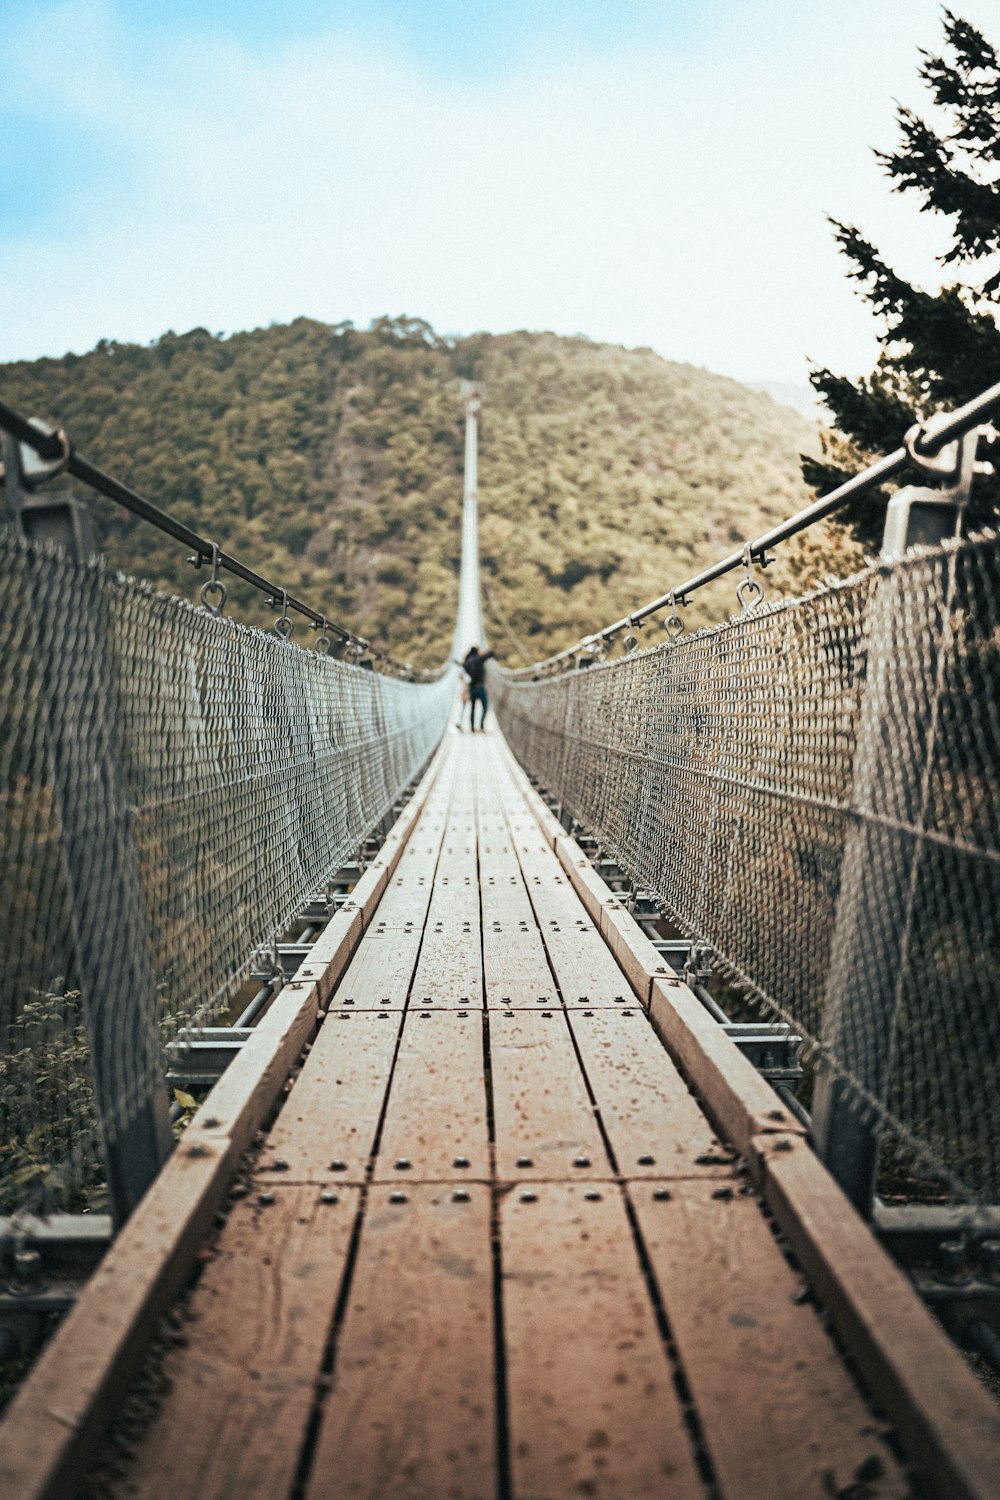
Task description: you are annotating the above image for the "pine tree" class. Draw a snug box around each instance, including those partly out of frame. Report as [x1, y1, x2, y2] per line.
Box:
[806, 10, 1000, 546]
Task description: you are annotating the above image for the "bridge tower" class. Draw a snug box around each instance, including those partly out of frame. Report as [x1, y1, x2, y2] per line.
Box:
[453, 383, 486, 654]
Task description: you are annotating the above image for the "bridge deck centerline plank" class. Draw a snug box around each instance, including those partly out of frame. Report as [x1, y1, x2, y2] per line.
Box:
[303, 1183, 497, 1500]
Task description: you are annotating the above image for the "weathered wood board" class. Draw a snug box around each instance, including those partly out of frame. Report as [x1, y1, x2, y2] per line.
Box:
[258, 1010, 402, 1183]
[630, 1178, 909, 1500]
[374, 1009, 490, 1181]
[306, 1184, 496, 1500]
[566, 1007, 731, 1178]
[489, 1010, 610, 1180]
[119, 1186, 360, 1500]
[326, 928, 424, 1009]
[500, 1182, 705, 1500]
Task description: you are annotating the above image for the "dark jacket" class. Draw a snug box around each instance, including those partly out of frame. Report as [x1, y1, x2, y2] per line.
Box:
[462, 649, 495, 688]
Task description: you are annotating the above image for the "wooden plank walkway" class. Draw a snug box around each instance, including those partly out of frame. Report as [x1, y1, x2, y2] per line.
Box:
[5, 727, 1000, 1500]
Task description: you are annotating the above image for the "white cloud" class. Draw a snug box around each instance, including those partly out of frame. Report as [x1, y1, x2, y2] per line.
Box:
[1, 0, 997, 382]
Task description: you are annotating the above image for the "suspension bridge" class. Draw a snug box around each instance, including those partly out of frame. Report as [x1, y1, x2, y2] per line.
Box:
[1, 384, 999, 1499]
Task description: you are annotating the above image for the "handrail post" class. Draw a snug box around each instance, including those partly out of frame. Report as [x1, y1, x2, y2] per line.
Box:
[810, 427, 987, 1214]
[1, 426, 172, 1226]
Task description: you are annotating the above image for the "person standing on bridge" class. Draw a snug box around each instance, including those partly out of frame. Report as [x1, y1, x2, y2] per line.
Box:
[462, 645, 495, 731]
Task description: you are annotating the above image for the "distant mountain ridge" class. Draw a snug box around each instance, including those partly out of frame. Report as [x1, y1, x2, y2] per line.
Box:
[0, 318, 819, 665]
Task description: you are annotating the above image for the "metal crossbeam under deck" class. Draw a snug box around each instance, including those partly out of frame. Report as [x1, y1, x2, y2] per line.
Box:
[4, 729, 1000, 1500]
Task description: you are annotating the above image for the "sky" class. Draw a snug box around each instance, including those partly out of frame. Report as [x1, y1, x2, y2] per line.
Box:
[1, 0, 997, 387]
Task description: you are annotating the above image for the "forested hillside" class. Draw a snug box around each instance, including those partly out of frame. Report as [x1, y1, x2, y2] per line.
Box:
[1, 317, 819, 665]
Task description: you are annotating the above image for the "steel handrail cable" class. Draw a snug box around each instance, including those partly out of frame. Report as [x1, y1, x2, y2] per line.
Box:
[0, 396, 433, 680]
[519, 377, 1000, 675]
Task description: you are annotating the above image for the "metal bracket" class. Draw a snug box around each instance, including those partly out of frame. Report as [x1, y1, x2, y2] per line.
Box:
[884, 422, 995, 559]
[1, 422, 95, 558]
[0, 417, 70, 490]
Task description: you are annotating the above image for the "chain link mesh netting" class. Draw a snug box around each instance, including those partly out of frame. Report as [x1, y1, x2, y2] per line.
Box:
[492, 529, 1000, 1205]
[0, 532, 454, 1213]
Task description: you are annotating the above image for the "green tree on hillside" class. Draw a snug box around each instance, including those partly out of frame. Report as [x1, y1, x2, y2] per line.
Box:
[805, 10, 1000, 546]
[2, 321, 815, 662]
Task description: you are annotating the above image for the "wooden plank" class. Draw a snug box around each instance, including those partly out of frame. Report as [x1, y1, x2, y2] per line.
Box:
[369, 860, 438, 928]
[305, 1183, 496, 1500]
[500, 1182, 706, 1500]
[757, 1142, 1000, 1500]
[374, 1010, 490, 1181]
[597, 898, 676, 1007]
[492, 778, 635, 1007]
[117, 1186, 360, 1500]
[258, 1009, 402, 1184]
[409, 923, 484, 1009]
[0, 1138, 234, 1500]
[424, 846, 480, 928]
[327, 929, 423, 1010]
[338, 736, 452, 932]
[358, 744, 454, 930]
[630, 1178, 910, 1500]
[408, 813, 484, 1006]
[535, 912, 635, 1008]
[370, 814, 449, 930]
[514, 845, 635, 1006]
[482, 908, 559, 1008]
[495, 737, 565, 846]
[477, 800, 558, 1009]
[543, 831, 676, 1008]
[489, 1010, 610, 1179]
[566, 1009, 732, 1178]
[647, 978, 805, 1156]
[343, 734, 453, 931]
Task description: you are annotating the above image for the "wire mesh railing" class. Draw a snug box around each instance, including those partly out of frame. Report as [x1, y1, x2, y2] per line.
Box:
[0, 531, 454, 1217]
[492, 527, 1000, 1206]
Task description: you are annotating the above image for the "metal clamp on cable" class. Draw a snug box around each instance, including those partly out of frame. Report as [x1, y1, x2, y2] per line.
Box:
[271, 590, 293, 639]
[664, 592, 685, 640]
[736, 544, 765, 612]
[622, 618, 640, 652]
[312, 617, 331, 654]
[574, 636, 597, 670]
[197, 541, 227, 617]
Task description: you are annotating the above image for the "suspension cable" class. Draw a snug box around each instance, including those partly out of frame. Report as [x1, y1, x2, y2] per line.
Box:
[0, 397, 429, 679]
[527, 378, 1000, 673]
